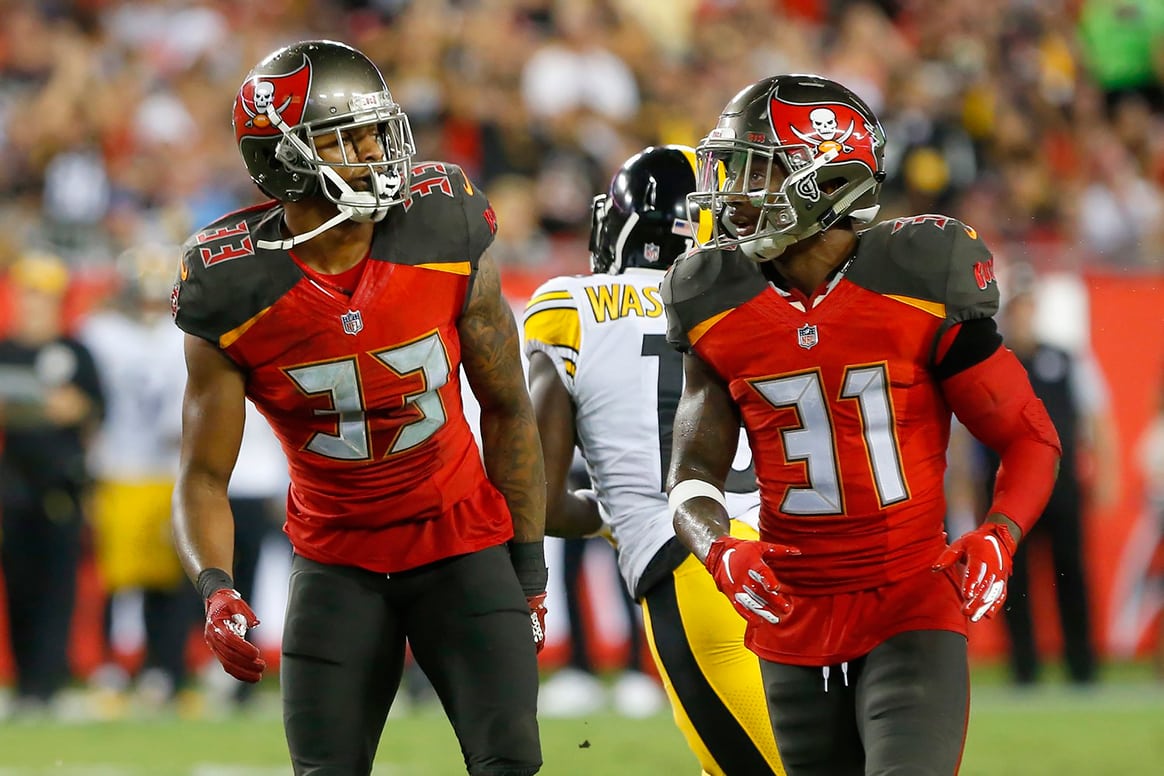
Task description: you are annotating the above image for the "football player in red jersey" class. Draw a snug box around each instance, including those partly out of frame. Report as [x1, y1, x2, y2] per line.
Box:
[662, 75, 1062, 775]
[171, 40, 546, 776]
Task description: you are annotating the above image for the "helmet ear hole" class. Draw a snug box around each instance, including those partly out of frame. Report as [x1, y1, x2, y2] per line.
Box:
[819, 176, 846, 195]
[274, 137, 302, 166]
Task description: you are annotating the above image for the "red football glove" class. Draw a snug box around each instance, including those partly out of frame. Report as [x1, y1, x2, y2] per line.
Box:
[204, 588, 266, 683]
[527, 593, 548, 653]
[932, 522, 1018, 623]
[704, 536, 800, 626]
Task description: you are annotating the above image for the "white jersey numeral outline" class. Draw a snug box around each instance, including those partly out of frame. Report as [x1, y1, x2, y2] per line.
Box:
[751, 365, 908, 515]
[284, 331, 451, 460]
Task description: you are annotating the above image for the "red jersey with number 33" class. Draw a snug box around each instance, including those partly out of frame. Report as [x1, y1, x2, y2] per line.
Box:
[173, 162, 511, 574]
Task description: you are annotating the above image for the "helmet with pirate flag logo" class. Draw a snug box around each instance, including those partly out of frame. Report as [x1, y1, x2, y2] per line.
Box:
[233, 40, 415, 247]
[690, 74, 886, 262]
[589, 145, 712, 275]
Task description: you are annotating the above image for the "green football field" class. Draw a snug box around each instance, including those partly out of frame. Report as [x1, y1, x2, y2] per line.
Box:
[1, 664, 1161, 775]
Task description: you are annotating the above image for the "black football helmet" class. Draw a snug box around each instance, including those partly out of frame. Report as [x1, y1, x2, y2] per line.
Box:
[691, 74, 886, 261]
[233, 40, 414, 230]
[589, 145, 710, 274]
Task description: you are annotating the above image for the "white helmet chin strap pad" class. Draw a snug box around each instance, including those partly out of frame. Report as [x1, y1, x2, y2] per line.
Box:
[318, 165, 391, 223]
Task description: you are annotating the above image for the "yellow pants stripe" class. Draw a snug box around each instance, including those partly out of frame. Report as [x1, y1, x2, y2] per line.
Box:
[642, 521, 785, 775]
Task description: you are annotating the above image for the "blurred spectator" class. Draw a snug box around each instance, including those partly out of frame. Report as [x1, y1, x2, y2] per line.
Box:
[1077, 0, 1164, 112]
[78, 244, 199, 714]
[0, 252, 104, 718]
[520, 2, 639, 126]
[1067, 126, 1164, 268]
[978, 267, 1120, 686]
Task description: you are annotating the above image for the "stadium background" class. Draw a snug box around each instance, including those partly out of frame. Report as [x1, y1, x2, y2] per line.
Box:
[1, 0, 1163, 730]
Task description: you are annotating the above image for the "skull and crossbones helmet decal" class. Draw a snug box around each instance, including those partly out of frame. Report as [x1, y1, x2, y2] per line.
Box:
[233, 39, 414, 233]
[690, 74, 887, 261]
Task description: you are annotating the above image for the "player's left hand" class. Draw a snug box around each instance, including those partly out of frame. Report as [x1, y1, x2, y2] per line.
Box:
[204, 588, 266, 683]
[932, 522, 1017, 622]
[527, 593, 548, 653]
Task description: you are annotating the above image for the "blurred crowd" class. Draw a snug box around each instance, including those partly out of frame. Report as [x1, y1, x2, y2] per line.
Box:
[1, 0, 1163, 282]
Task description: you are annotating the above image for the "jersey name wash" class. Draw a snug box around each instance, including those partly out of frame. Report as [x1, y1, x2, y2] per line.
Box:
[524, 267, 759, 597]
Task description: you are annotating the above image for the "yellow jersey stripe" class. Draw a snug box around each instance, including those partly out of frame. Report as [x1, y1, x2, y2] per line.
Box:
[688, 309, 733, 346]
[523, 306, 582, 353]
[220, 306, 273, 349]
[415, 261, 472, 276]
[525, 290, 574, 309]
[885, 294, 946, 319]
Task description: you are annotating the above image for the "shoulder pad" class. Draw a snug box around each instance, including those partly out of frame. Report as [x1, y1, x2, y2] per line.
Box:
[372, 162, 497, 273]
[522, 275, 583, 390]
[172, 203, 301, 345]
[662, 247, 767, 351]
[848, 215, 998, 323]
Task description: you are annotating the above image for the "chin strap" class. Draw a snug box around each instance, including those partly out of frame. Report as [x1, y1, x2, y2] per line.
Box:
[256, 207, 355, 251]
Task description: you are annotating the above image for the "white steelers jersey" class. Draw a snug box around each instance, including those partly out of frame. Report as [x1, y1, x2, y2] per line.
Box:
[523, 267, 759, 596]
[80, 309, 187, 480]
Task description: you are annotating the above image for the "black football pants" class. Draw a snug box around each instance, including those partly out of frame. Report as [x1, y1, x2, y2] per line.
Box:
[1002, 481, 1096, 684]
[760, 630, 969, 776]
[0, 492, 84, 703]
[281, 545, 541, 776]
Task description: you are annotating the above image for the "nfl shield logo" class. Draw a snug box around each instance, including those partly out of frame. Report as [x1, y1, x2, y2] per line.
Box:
[643, 242, 661, 263]
[797, 323, 818, 349]
[341, 309, 364, 336]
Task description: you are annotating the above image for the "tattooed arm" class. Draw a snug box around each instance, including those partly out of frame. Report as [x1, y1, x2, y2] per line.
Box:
[459, 252, 547, 551]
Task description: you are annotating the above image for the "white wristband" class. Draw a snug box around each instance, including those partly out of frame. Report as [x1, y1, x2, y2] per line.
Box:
[668, 479, 728, 517]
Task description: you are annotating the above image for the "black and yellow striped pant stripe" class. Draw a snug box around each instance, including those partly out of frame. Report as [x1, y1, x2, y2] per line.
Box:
[641, 521, 785, 776]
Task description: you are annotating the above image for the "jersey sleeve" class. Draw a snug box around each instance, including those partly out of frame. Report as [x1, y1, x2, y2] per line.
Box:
[940, 221, 998, 323]
[851, 215, 999, 325]
[522, 278, 582, 394]
[453, 166, 498, 265]
[172, 205, 300, 347]
[172, 240, 228, 344]
[662, 248, 768, 352]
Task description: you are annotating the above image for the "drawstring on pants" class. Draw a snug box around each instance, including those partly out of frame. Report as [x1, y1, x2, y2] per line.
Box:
[822, 661, 850, 692]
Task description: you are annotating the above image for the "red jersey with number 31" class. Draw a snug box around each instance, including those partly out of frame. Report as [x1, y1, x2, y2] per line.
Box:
[173, 162, 511, 574]
[664, 215, 1000, 663]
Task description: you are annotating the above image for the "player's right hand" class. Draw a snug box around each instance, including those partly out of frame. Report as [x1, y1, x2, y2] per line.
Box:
[527, 592, 548, 653]
[704, 536, 800, 626]
[204, 588, 266, 683]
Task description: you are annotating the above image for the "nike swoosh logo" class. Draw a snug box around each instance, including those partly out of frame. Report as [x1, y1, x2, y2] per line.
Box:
[722, 548, 737, 584]
[984, 535, 1003, 566]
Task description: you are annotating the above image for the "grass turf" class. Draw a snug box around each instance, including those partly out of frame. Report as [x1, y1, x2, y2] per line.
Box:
[0, 664, 1161, 775]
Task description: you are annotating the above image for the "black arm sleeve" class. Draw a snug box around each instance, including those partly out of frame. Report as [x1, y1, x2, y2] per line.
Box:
[932, 317, 1003, 381]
